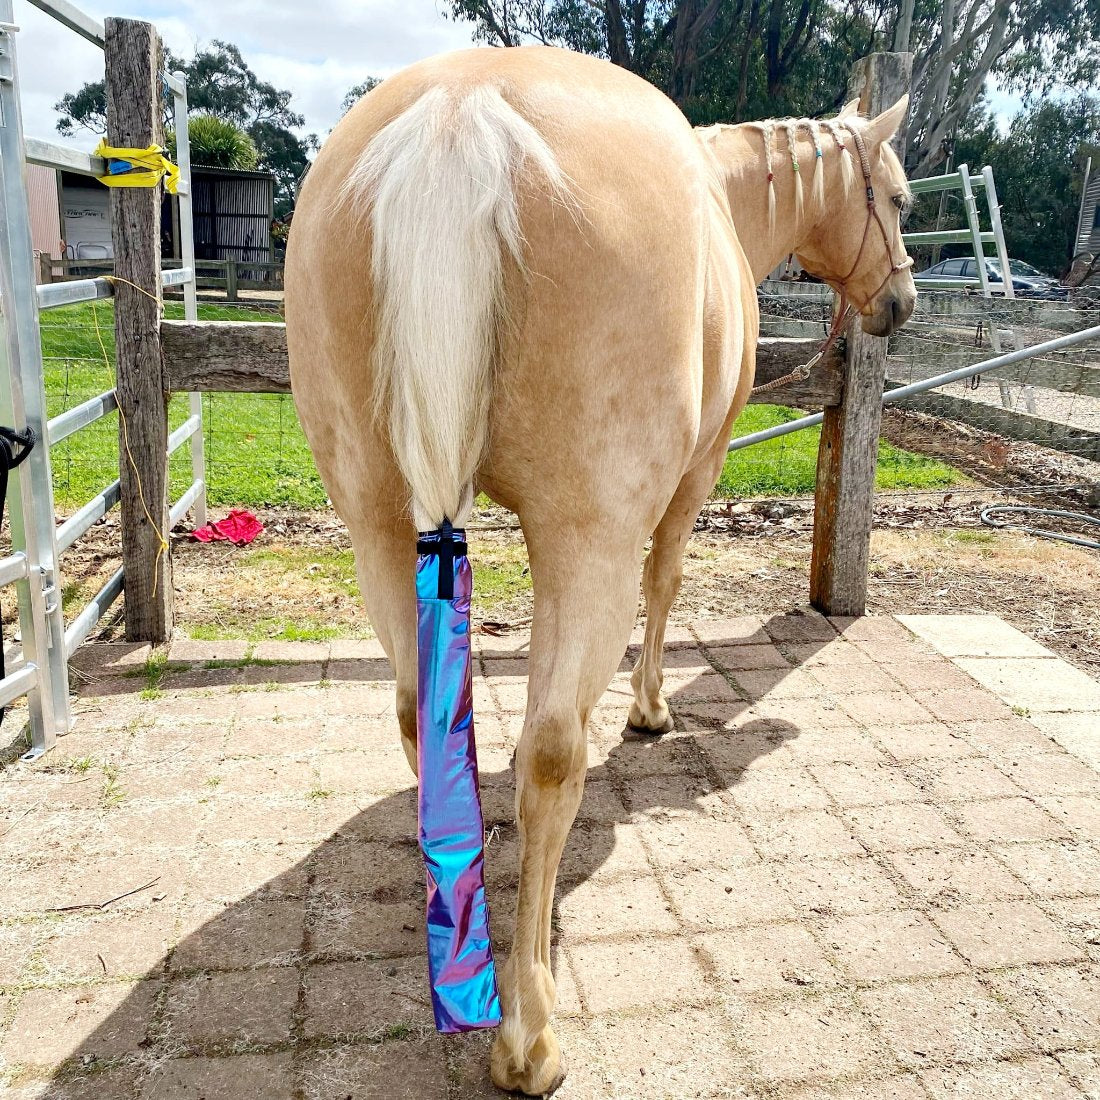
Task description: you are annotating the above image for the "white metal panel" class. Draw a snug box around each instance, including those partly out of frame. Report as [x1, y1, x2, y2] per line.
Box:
[62, 182, 113, 260]
[24, 0, 104, 46]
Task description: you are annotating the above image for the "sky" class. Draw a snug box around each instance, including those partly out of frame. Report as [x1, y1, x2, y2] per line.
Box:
[14, 0, 479, 148]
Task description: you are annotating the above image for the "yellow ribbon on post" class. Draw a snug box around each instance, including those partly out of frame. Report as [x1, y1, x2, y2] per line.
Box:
[93, 140, 180, 194]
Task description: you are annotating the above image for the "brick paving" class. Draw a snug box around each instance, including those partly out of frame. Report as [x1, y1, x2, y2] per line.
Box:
[0, 612, 1098, 1098]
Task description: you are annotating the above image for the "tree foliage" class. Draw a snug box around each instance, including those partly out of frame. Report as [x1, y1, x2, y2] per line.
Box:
[55, 80, 107, 137]
[952, 94, 1100, 274]
[166, 114, 260, 171]
[341, 78, 382, 117]
[446, 0, 1100, 175]
[903, 0, 1100, 176]
[55, 40, 314, 217]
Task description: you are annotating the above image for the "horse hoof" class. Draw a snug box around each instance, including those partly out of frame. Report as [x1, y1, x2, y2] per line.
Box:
[490, 1026, 562, 1096]
[543, 1055, 567, 1096]
[625, 711, 674, 736]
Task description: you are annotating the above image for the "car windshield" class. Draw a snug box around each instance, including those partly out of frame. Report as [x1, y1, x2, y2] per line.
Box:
[988, 259, 1046, 278]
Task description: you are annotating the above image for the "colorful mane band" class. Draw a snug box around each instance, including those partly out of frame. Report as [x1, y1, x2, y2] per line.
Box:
[415, 519, 501, 1033]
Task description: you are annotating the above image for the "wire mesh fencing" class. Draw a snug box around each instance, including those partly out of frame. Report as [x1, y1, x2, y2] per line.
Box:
[751, 282, 1100, 506]
[43, 301, 327, 515]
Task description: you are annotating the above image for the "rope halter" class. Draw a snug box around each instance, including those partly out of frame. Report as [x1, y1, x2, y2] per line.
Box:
[825, 122, 915, 307]
[751, 119, 914, 397]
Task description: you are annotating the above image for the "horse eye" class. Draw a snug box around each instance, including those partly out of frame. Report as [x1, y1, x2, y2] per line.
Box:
[892, 194, 907, 211]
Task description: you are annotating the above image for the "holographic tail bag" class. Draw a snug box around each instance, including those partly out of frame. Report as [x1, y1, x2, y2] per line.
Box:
[415, 521, 502, 1033]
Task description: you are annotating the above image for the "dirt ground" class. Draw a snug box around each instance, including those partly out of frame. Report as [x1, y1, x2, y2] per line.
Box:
[56, 490, 1100, 682]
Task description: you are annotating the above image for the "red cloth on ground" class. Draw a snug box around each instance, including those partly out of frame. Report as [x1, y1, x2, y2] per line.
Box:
[192, 509, 264, 545]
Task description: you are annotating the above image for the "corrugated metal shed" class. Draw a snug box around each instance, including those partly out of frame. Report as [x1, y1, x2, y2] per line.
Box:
[188, 165, 275, 264]
[49, 164, 275, 267]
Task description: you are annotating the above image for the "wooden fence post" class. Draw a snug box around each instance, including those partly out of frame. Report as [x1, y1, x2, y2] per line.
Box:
[225, 260, 238, 302]
[105, 17, 174, 642]
[809, 51, 912, 618]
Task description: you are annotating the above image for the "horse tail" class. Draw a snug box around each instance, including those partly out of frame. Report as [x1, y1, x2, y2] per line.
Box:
[346, 85, 569, 529]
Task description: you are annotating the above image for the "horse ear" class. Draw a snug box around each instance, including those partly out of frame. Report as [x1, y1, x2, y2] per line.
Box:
[837, 98, 861, 118]
[868, 94, 909, 145]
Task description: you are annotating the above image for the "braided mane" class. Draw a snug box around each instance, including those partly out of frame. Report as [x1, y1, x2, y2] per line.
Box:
[743, 117, 856, 231]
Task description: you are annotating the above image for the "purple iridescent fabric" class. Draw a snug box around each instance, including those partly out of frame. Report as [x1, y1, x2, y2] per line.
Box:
[415, 524, 501, 1033]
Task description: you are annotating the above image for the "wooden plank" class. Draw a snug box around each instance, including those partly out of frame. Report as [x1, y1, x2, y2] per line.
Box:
[162, 320, 290, 391]
[749, 339, 844, 407]
[160, 322, 845, 408]
[810, 50, 913, 618]
[106, 17, 173, 643]
[889, 388, 1100, 463]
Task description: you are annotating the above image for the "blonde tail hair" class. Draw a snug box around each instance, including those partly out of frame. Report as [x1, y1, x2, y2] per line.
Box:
[344, 87, 568, 530]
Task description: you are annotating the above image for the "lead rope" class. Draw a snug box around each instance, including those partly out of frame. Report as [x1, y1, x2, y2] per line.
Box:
[751, 293, 854, 396]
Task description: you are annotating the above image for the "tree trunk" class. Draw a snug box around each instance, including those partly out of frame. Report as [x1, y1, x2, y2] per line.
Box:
[605, 0, 632, 67]
[892, 0, 915, 51]
[735, 0, 761, 119]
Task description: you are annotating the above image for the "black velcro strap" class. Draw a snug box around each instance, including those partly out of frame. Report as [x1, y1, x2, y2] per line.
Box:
[417, 537, 468, 556]
[417, 519, 468, 600]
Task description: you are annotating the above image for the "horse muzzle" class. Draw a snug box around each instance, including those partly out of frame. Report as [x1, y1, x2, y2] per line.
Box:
[861, 286, 915, 338]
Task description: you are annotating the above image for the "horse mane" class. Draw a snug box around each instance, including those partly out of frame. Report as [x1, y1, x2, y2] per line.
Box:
[700, 112, 910, 234]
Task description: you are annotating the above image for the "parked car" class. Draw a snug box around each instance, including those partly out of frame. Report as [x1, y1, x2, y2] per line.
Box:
[915, 256, 1067, 297]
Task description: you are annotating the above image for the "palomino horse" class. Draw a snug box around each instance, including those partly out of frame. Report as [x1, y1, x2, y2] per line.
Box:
[286, 45, 914, 1095]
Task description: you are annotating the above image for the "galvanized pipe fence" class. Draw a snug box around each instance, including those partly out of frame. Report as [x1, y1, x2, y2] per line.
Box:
[729, 323, 1100, 451]
[0, 0, 204, 758]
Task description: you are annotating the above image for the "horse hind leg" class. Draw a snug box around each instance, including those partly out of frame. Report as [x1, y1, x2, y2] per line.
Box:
[491, 525, 641, 1095]
[629, 437, 731, 733]
[346, 518, 419, 773]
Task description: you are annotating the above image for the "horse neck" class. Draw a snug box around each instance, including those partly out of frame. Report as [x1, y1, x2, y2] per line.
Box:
[705, 120, 840, 283]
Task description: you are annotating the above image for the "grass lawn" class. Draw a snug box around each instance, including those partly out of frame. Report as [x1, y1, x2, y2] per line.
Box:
[44, 301, 323, 510]
[720, 405, 963, 497]
[174, 538, 533, 642]
[43, 302, 962, 511]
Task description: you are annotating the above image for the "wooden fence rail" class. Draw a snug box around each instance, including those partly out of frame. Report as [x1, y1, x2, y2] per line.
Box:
[160, 321, 846, 409]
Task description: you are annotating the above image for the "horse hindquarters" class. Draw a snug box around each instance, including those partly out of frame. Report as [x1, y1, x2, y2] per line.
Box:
[288, 46, 730, 1097]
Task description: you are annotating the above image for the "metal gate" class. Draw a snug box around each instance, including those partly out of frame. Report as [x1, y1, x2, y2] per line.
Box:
[0, 0, 205, 759]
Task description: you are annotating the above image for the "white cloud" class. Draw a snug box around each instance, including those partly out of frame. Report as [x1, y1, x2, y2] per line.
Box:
[13, 0, 479, 147]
